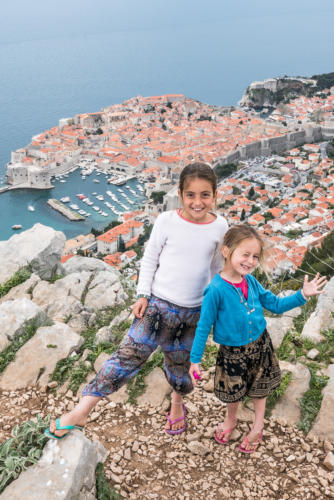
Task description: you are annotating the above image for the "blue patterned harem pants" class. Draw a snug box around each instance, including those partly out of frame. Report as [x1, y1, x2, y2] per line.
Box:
[82, 295, 201, 398]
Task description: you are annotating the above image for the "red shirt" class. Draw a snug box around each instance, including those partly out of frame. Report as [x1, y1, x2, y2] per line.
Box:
[221, 276, 248, 299]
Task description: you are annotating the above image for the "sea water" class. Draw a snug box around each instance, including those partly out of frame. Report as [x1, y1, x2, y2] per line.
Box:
[0, 170, 146, 240]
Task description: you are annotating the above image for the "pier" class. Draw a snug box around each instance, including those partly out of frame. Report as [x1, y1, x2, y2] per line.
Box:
[47, 199, 85, 221]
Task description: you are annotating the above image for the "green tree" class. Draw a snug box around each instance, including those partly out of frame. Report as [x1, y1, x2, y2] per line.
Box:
[118, 236, 126, 253]
[263, 212, 274, 222]
[240, 208, 246, 221]
[151, 191, 166, 204]
[214, 163, 237, 180]
[232, 186, 241, 195]
[248, 186, 255, 199]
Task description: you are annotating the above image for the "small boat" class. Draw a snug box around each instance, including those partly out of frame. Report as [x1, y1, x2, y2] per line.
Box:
[60, 196, 70, 203]
[93, 179, 100, 183]
[60, 180, 66, 183]
[28, 205, 35, 212]
[12, 224, 22, 230]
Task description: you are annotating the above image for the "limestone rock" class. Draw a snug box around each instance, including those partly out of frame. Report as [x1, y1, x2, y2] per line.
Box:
[307, 348, 320, 360]
[0, 431, 107, 499]
[32, 273, 90, 321]
[66, 313, 89, 333]
[0, 298, 49, 350]
[187, 441, 210, 456]
[62, 255, 114, 275]
[84, 271, 127, 309]
[0, 273, 41, 304]
[310, 364, 334, 441]
[137, 367, 172, 406]
[107, 384, 129, 404]
[265, 315, 294, 349]
[272, 361, 310, 424]
[0, 322, 83, 390]
[324, 452, 334, 471]
[0, 224, 65, 284]
[202, 378, 214, 393]
[302, 276, 334, 343]
[94, 352, 110, 373]
[109, 309, 132, 328]
[95, 326, 113, 345]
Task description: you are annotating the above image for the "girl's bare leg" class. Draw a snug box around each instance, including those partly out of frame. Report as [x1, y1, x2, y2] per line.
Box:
[165, 391, 186, 431]
[216, 401, 239, 440]
[241, 397, 266, 450]
[49, 395, 102, 437]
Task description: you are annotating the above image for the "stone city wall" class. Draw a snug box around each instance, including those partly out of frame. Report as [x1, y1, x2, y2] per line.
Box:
[213, 124, 334, 168]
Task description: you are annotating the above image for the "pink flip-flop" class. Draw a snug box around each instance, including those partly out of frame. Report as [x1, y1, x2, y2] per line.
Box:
[238, 431, 263, 453]
[165, 404, 187, 435]
[214, 424, 236, 445]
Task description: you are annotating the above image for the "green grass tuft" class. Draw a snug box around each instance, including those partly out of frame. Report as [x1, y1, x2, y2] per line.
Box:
[265, 372, 292, 416]
[0, 319, 46, 375]
[0, 268, 31, 299]
[277, 328, 334, 365]
[0, 415, 50, 494]
[293, 296, 317, 334]
[201, 342, 219, 370]
[127, 350, 164, 405]
[96, 463, 122, 499]
[298, 364, 329, 434]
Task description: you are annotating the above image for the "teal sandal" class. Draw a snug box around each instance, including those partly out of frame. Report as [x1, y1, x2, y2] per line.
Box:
[44, 418, 84, 439]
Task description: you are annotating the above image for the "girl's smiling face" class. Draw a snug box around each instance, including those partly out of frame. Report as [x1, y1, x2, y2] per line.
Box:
[223, 237, 261, 281]
[178, 177, 216, 223]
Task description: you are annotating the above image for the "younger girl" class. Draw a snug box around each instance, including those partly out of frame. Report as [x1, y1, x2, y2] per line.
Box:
[189, 224, 327, 452]
[45, 162, 228, 438]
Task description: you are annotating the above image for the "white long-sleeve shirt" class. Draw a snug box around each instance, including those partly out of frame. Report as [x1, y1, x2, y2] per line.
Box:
[137, 210, 228, 307]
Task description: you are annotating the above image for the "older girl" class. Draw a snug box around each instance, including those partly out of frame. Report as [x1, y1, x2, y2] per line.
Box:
[46, 162, 228, 438]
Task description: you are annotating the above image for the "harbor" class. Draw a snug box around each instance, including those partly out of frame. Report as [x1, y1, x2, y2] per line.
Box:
[0, 169, 146, 240]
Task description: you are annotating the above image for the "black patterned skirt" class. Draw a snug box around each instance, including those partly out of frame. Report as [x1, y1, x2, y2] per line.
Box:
[214, 329, 281, 403]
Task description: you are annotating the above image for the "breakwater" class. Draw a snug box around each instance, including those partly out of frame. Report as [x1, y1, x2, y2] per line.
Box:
[47, 199, 85, 221]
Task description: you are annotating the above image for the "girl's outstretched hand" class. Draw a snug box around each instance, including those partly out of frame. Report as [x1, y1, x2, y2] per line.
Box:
[133, 298, 148, 318]
[189, 362, 201, 387]
[303, 273, 327, 299]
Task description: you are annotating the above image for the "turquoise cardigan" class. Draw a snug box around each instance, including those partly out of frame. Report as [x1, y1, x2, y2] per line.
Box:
[190, 273, 306, 363]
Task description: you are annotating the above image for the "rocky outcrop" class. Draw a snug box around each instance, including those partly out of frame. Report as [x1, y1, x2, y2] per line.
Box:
[136, 367, 172, 406]
[0, 430, 107, 500]
[272, 361, 310, 424]
[0, 224, 65, 283]
[0, 273, 40, 304]
[0, 322, 83, 390]
[239, 76, 316, 109]
[302, 276, 334, 343]
[62, 255, 114, 275]
[265, 314, 294, 349]
[32, 273, 89, 322]
[0, 298, 49, 350]
[310, 364, 334, 442]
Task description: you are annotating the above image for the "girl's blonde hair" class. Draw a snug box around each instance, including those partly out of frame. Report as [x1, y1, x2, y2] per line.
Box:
[223, 224, 265, 267]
